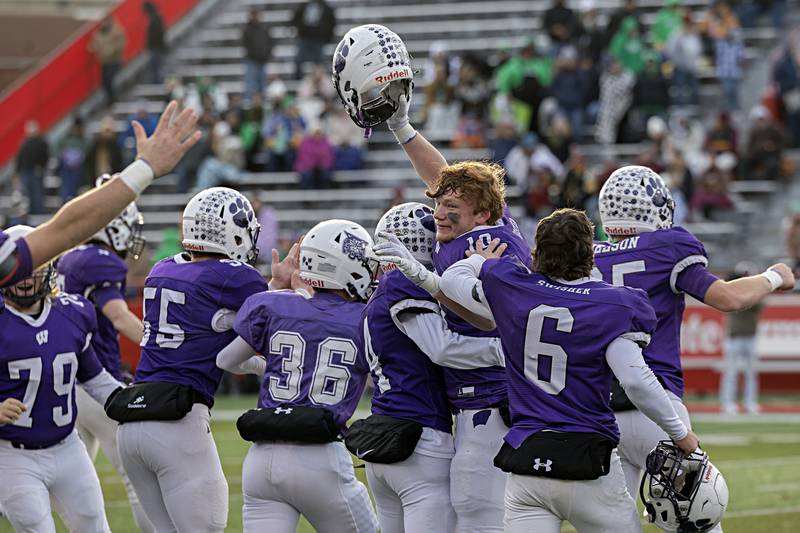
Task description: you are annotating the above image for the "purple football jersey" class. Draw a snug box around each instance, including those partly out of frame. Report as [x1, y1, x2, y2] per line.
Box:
[0, 294, 104, 447]
[363, 270, 452, 434]
[593, 227, 716, 397]
[135, 254, 268, 406]
[0, 230, 33, 302]
[234, 290, 369, 430]
[432, 212, 532, 410]
[480, 256, 657, 446]
[58, 244, 129, 380]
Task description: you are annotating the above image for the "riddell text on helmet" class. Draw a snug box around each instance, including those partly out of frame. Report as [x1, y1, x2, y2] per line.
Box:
[183, 243, 205, 251]
[374, 68, 411, 84]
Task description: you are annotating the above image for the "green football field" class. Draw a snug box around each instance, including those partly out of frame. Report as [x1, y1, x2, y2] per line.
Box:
[3, 395, 800, 533]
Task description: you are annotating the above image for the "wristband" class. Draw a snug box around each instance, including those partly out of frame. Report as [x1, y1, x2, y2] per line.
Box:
[760, 269, 783, 291]
[391, 123, 417, 145]
[119, 159, 155, 197]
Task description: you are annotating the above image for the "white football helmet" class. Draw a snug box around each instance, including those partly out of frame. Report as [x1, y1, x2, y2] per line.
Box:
[641, 441, 728, 533]
[92, 175, 146, 259]
[375, 202, 436, 267]
[300, 219, 378, 301]
[2, 225, 55, 307]
[332, 24, 412, 128]
[599, 165, 676, 237]
[182, 187, 260, 264]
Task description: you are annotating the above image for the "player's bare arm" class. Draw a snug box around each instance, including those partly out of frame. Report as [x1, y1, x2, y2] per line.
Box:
[102, 299, 145, 345]
[0, 398, 26, 425]
[23, 101, 201, 271]
[704, 262, 795, 312]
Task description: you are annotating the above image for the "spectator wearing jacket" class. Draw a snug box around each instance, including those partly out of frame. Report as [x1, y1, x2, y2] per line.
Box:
[143, 1, 166, 84]
[242, 8, 273, 101]
[89, 16, 126, 104]
[551, 47, 590, 138]
[292, 0, 336, 79]
[16, 120, 49, 215]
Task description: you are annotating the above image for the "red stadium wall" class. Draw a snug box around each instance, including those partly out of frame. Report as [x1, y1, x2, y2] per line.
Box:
[681, 295, 800, 394]
[119, 294, 800, 394]
[0, 0, 200, 169]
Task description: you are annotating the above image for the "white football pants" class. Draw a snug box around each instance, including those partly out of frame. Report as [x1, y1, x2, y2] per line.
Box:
[452, 407, 508, 533]
[75, 386, 155, 533]
[117, 404, 228, 533]
[616, 393, 724, 533]
[0, 431, 110, 533]
[241, 440, 378, 533]
[365, 427, 456, 533]
[504, 450, 640, 533]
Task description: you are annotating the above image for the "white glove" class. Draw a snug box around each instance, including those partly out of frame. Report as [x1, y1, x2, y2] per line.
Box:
[385, 81, 416, 143]
[372, 231, 440, 294]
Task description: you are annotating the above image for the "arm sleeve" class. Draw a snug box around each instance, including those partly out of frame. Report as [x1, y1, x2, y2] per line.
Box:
[439, 254, 495, 323]
[79, 369, 124, 405]
[211, 308, 237, 332]
[390, 299, 505, 369]
[0, 234, 33, 288]
[675, 263, 719, 302]
[606, 336, 688, 441]
[91, 283, 126, 310]
[216, 336, 266, 376]
[76, 338, 105, 383]
[233, 295, 270, 354]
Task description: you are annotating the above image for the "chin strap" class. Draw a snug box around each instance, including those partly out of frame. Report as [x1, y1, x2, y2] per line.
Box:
[363, 126, 373, 139]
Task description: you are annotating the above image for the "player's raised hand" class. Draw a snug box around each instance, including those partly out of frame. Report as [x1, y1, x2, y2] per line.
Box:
[467, 238, 507, 260]
[270, 239, 302, 290]
[674, 430, 700, 455]
[134, 100, 202, 178]
[767, 263, 796, 290]
[0, 398, 26, 425]
[386, 82, 412, 132]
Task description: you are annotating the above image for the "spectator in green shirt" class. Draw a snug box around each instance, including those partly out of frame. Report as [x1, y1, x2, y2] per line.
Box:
[495, 40, 554, 93]
[652, 0, 683, 50]
[609, 16, 651, 74]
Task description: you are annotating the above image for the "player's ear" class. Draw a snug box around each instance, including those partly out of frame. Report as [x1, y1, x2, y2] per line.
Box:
[475, 210, 491, 225]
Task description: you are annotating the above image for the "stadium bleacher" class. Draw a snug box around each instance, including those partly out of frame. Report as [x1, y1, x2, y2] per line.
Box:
[10, 0, 798, 271]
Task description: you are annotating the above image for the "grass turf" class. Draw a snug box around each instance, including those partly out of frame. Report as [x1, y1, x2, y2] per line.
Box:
[2, 394, 799, 532]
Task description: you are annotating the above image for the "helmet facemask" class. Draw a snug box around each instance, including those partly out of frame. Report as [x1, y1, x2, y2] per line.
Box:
[3, 264, 55, 309]
[641, 441, 718, 533]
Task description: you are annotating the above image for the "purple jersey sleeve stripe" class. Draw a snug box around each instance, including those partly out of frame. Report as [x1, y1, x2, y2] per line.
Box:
[675, 263, 719, 302]
[0, 236, 32, 287]
[91, 285, 126, 310]
[669, 254, 708, 294]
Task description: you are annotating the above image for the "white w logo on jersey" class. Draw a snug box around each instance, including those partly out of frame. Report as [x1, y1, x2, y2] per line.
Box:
[533, 458, 552, 472]
[36, 330, 49, 346]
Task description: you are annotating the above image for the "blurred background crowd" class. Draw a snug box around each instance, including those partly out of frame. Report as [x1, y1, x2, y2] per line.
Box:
[6, 0, 800, 279]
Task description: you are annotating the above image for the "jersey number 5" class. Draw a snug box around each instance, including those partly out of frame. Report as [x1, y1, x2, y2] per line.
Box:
[524, 305, 573, 395]
[142, 287, 186, 349]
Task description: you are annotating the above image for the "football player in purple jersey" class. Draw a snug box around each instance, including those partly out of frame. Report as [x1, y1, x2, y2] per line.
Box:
[438, 209, 700, 532]
[216, 219, 378, 533]
[57, 195, 154, 532]
[0, 101, 200, 293]
[593, 165, 795, 510]
[115, 187, 269, 533]
[0, 225, 123, 532]
[334, 26, 531, 530]
[361, 203, 507, 533]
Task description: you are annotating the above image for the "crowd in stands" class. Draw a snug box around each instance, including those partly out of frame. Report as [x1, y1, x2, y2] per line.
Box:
[7, 0, 800, 258]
